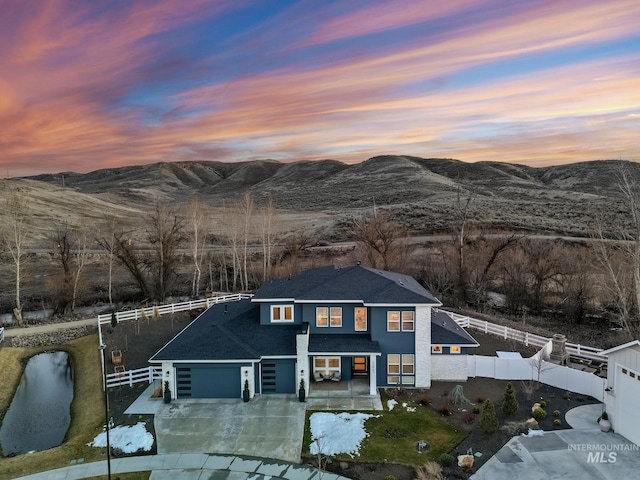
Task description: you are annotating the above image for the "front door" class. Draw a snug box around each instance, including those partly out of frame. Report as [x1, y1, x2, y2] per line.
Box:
[352, 356, 368, 376]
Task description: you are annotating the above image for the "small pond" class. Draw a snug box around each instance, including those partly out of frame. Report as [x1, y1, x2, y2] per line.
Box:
[0, 351, 74, 456]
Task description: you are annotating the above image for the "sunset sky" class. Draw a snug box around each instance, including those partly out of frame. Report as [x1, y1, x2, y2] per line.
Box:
[1, 0, 639, 177]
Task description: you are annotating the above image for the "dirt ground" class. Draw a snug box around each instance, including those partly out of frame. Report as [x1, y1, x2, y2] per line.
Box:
[103, 319, 600, 477]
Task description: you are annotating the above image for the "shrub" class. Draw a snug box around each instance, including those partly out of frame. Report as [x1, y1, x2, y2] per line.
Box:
[500, 420, 532, 436]
[476, 396, 485, 403]
[553, 410, 561, 417]
[415, 462, 443, 480]
[502, 382, 519, 415]
[438, 453, 455, 467]
[480, 399, 499, 434]
[553, 419, 562, 426]
[576, 396, 586, 402]
[562, 392, 571, 400]
[464, 413, 476, 424]
[440, 403, 452, 416]
[420, 394, 432, 406]
[450, 384, 470, 405]
[532, 408, 547, 420]
[384, 476, 398, 480]
[539, 400, 547, 408]
[386, 388, 399, 400]
[473, 406, 481, 414]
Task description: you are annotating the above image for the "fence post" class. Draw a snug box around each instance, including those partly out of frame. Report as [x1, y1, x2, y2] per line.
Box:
[577, 344, 581, 357]
[525, 332, 529, 346]
[504, 325, 508, 339]
[484, 321, 488, 333]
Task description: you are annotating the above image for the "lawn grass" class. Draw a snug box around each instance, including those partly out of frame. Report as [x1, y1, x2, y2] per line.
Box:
[303, 404, 467, 466]
[0, 334, 108, 479]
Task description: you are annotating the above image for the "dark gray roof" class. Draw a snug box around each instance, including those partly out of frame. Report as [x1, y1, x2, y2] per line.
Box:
[431, 310, 479, 346]
[253, 265, 440, 305]
[149, 299, 299, 362]
[308, 334, 381, 354]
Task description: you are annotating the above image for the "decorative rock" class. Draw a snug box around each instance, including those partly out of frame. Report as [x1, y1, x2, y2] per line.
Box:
[532, 403, 541, 412]
[526, 418, 539, 426]
[339, 462, 349, 470]
[458, 454, 474, 468]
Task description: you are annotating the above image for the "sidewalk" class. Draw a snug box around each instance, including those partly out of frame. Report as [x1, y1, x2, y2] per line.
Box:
[15, 453, 352, 480]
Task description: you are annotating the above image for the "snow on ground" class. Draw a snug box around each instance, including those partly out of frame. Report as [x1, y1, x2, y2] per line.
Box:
[387, 399, 398, 411]
[88, 422, 154, 453]
[521, 429, 544, 437]
[309, 412, 379, 457]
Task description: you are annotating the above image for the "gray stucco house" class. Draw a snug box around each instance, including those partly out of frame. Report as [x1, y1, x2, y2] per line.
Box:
[150, 265, 478, 399]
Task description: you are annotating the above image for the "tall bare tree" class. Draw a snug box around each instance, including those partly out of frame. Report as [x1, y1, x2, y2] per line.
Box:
[186, 194, 209, 298]
[260, 196, 277, 281]
[98, 214, 119, 305]
[240, 192, 254, 290]
[51, 223, 75, 314]
[350, 209, 409, 271]
[71, 227, 92, 312]
[1, 193, 29, 325]
[148, 201, 185, 301]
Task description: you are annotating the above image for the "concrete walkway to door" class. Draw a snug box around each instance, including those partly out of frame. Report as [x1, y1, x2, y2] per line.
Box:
[154, 395, 307, 463]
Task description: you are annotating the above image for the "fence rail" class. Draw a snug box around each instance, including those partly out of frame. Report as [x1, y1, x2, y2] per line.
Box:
[443, 310, 606, 362]
[107, 365, 162, 388]
[0, 327, 4, 345]
[98, 293, 253, 326]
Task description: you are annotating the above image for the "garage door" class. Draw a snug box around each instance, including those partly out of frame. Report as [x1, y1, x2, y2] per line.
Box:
[616, 365, 640, 446]
[261, 360, 296, 394]
[176, 365, 241, 398]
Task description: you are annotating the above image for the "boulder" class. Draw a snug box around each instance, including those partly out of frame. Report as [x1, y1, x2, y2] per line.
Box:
[458, 454, 474, 468]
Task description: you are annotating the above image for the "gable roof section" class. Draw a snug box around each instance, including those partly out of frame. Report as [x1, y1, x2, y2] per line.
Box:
[431, 310, 479, 347]
[253, 265, 441, 305]
[149, 299, 299, 362]
[600, 339, 640, 356]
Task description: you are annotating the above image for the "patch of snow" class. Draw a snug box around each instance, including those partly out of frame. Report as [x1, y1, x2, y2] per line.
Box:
[402, 402, 407, 407]
[521, 429, 544, 437]
[406, 406, 416, 412]
[387, 399, 398, 411]
[88, 422, 154, 453]
[309, 412, 379, 457]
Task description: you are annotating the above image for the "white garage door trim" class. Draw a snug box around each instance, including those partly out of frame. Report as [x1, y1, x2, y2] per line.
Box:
[614, 363, 640, 446]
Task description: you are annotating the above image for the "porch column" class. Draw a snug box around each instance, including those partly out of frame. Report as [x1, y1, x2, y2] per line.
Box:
[296, 324, 310, 390]
[369, 354, 377, 395]
[415, 305, 432, 388]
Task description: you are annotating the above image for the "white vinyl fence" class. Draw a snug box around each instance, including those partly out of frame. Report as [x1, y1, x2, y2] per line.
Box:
[468, 342, 606, 401]
[0, 327, 4, 345]
[442, 310, 606, 362]
[100, 293, 253, 388]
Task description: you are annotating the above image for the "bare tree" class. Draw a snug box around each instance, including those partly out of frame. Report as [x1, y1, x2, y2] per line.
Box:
[350, 209, 409, 270]
[186, 194, 209, 298]
[450, 189, 475, 302]
[98, 229, 151, 300]
[240, 192, 254, 290]
[148, 201, 185, 301]
[98, 215, 119, 306]
[51, 223, 75, 314]
[1, 193, 29, 325]
[71, 227, 92, 312]
[260, 196, 277, 281]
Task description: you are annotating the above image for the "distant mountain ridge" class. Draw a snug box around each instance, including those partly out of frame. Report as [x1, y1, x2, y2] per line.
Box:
[16, 156, 640, 237]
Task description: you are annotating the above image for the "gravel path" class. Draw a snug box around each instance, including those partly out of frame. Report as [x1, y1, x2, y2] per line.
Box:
[3, 318, 97, 338]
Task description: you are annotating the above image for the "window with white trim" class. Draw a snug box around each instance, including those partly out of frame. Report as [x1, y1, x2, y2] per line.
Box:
[316, 307, 328, 327]
[355, 307, 367, 331]
[387, 354, 415, 385]
[402, 311, 415, 332]
[314, 356, 341, 378]
[387, 311, 400, 331]
[387, 354, 400, 384]
[330, 307, 342, 327]
[271, 305, 294, 322]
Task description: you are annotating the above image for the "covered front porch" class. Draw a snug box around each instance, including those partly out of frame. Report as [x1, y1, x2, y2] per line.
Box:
[306, 378, 383, 410]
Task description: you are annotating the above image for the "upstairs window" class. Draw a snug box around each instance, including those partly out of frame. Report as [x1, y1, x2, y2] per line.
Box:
[387, 311, 400, 331]
[402, 311, 415, 332]
[330, 307, 342, 327]
[316, 307, 328, 327]
[271, 305, 294, 323]
[355, 307, 367, 331]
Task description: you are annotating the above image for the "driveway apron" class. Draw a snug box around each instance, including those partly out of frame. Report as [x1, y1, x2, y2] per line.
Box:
[154, 396, 307, 463]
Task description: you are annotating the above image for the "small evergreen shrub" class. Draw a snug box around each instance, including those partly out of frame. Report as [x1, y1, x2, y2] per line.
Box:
[480, 399, 499, 434]
[576, 396, 586, 402]
[532, 408, 547, 420]
[553, 419, 562, 426]
[384, 475, 398, 480]
[438, 453, 455, 467]
[562, 392, 571, 400]
[553, 410, 561, 417]
[502, 382, 519, 415]
[539, 400, 547, 408]
[473, 406, 481, 414]
[450, 384, 470, 405]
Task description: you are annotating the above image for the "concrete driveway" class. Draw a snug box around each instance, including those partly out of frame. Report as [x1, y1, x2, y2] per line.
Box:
[472, 405, 640, 480]
[154, 395, 307, 463]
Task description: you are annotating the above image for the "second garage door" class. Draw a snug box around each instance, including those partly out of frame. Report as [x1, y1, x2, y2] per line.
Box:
[176, 365, 241, 398]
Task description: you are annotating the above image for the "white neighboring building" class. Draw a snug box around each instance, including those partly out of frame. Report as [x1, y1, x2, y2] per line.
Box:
[601, 340, 640, 446]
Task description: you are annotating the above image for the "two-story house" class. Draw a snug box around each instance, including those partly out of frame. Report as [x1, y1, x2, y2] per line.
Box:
[150, 265, 478, 399]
